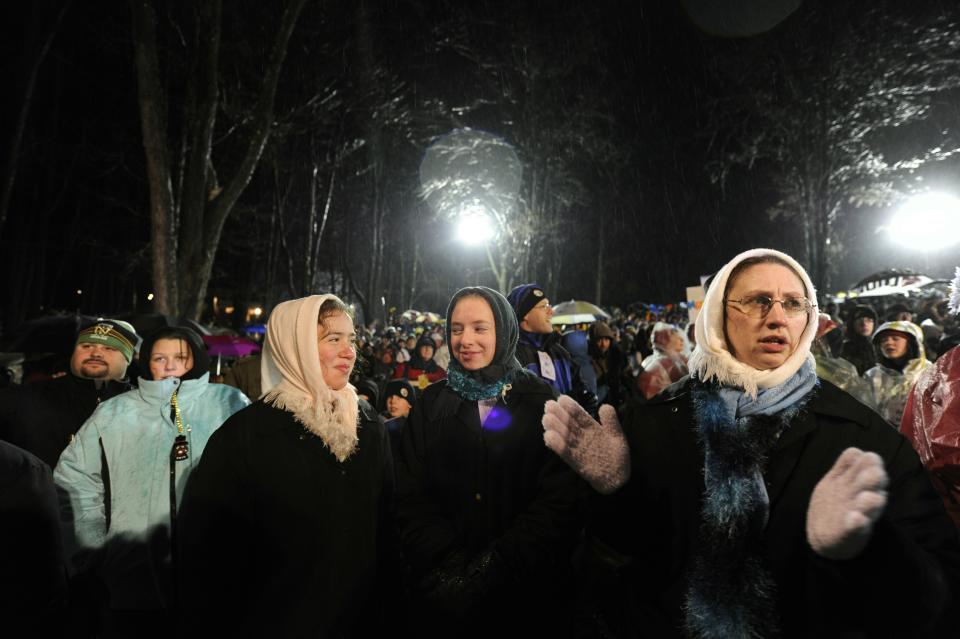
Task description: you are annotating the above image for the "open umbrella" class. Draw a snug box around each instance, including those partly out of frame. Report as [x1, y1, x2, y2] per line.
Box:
[202, 335, 262, 358]
[851, 269, 934, 298]
[0, 314, 98, 355]
[114, 312, 215, 337]
[416, 311, 442, 324]
[551, 300, 611, 325]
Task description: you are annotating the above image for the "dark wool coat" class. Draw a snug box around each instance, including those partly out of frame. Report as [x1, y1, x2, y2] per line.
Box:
[0, 374, 131, 468]
[395, 374, 581, 637]
[0, 441, 66, 626]
[582, 377, 960, 638]
[178, 399, 397, 639]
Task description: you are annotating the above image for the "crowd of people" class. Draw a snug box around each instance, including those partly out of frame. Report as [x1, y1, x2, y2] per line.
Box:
[0, 252, 958, 638]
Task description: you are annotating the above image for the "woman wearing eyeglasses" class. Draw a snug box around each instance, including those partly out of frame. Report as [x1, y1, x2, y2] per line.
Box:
[544, 248, 960, 638]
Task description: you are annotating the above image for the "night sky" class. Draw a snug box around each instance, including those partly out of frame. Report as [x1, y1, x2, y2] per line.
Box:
[2, 0, 959, 326]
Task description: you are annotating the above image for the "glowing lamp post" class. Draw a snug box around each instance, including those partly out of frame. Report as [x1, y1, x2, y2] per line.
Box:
[888, 192, 960, 251]
[455, 204, 496, 245]
[419, 129, 521, 291]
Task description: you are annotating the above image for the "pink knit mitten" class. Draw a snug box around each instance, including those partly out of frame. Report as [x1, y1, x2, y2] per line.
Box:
[805, 447, 888, 560]
[542, 395, 630, 494]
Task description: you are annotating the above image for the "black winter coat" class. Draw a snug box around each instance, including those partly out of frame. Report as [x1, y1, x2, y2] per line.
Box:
[0, 374, 131, 468]
[395, 373, 581, 637]
[584, 377, 960, 638]
[0, 441, 66, 627]
[179, 399, 396, 639]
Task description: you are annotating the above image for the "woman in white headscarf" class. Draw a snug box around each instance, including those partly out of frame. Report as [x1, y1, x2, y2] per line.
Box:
[543, 249, 960, 638]
[179, 295, 395, 638]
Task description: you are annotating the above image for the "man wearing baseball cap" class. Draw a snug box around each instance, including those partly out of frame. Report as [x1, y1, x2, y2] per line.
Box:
[0, 319, 139, 469]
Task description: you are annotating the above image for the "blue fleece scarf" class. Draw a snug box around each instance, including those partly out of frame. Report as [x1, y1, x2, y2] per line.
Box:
[685, 360, 817, 639]
[718, 358, 818, 419]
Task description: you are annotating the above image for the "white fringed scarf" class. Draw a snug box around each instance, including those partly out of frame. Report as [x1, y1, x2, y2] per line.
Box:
[688, 248, 819, 399]
[260, 295, 359, 462]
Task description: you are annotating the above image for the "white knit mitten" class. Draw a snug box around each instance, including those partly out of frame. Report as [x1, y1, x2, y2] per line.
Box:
[542, 395, 630, 494]
[806, 447, 889, 560]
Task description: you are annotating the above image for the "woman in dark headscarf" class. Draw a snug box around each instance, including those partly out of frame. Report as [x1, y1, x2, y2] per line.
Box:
[395, 286, 580, 638]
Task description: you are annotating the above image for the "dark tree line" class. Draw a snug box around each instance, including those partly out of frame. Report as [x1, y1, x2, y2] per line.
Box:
[3, 0, 960, 329]
[706, 0, 960, 291]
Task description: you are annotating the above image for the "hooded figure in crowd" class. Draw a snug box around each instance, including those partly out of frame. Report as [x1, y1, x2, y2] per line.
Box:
[637, 322, 689, 400]
[840, 304, 878, 375]
[589, 320, 626, 407]
[393, 333, 446, 388]
[812, 313, 872, 406]
[543, 248, 960, 638]
[395, 286, 580, 638]
[865, 320, 932, 425]
[179, 295, 396, 638]
[54, 326, 249, 635]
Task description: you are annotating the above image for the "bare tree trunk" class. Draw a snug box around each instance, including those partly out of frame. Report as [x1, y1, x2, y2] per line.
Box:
[486, 244, 508, 294]
[355, 0, 388, 322]
[176, 0, 222, 310]
[408, 234, 420, 311]
[271, 164, 297, 298]
[0, 2, 72, 240]
[369, 190, 386, 315]
[594, 215, 605, 304]
[309, 133, 339, 292]
[305, 152, 319, 293]
[131, 0, 178, 314]
[178, 0, 305, 319]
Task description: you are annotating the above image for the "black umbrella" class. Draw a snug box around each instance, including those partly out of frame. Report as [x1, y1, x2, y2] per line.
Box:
[112, 313, 212, 338]
[0, 314, 98, 356]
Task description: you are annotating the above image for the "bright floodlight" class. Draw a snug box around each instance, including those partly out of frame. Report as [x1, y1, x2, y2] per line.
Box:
[889, 192, 960, 250]
[456, 206, 495, 245]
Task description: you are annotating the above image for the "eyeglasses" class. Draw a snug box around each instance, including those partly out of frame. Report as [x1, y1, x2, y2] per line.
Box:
[726, 295, 813, 318]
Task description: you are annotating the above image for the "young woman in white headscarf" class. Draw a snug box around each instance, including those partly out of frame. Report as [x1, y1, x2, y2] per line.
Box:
[543, 248, 960, 638]
[178, 295, 396, 638]
[395, 286, 580, 638]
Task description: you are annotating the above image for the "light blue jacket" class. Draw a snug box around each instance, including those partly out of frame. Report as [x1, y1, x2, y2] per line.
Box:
[54, 373, 249, 608]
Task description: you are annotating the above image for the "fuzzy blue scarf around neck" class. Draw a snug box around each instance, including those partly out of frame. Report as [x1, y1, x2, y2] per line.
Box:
[683, 362, 817, 639]
[720, 358, 818, 419]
